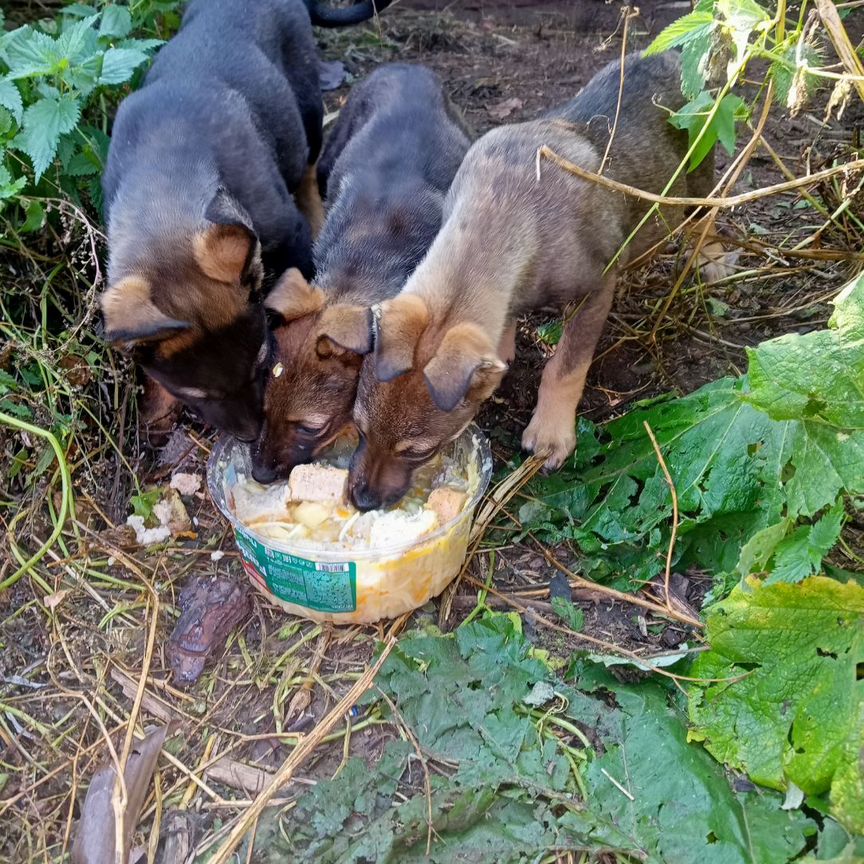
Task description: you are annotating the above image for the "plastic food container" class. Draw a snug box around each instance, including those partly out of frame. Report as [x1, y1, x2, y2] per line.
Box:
[207, 426, 492, 625]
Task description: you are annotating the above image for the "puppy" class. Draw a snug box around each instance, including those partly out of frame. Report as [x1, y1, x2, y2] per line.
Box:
[349, 51, 721, 510]
[100, 0, 393, 442]
[250, 64, 472, 483]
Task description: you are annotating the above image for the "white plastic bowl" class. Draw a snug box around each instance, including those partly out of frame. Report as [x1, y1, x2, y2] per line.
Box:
[207, 426, 492, 624]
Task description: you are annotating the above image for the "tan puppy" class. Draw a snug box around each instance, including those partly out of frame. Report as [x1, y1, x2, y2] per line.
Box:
[349, 51, 724, 511]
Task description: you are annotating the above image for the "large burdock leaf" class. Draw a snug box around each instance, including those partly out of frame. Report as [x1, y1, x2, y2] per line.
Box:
[71, 726, 168, 864]
[514, 273, 864, 586]
[688, 577, 864, 833]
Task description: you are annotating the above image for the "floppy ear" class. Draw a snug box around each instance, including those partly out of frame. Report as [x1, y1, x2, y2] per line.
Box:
[101, 275, 190, 346]
[264, 268, 326, 322]
[373, 294, 429, 382]
[195, 191, 259, 284]
[423, 322, 507, 412]
[316, 304, 373, 359]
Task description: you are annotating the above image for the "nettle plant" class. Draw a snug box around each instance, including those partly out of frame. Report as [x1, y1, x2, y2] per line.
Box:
[0, 4, 163, 225]
[646, 0, 851, 171]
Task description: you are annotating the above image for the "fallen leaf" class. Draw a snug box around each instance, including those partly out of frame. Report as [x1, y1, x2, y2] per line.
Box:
[168, 577, 251, 685]
[487, 97, 523, 120]
[205, 756, 273, 795]
[43, 590, 69, 611]
[71, 725, 169, 864]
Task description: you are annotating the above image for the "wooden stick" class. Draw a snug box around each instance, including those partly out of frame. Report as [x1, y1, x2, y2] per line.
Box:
[539, 146, 864, 210]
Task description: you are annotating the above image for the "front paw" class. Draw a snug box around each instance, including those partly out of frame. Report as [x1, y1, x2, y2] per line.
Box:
[521, 415, 576, 472]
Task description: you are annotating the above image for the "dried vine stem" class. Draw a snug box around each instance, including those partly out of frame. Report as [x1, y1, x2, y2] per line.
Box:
[643, 421, 679, 612]
[538, 146, 864, 210]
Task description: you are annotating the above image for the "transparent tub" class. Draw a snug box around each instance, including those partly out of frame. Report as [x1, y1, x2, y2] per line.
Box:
[207, 426, 492, 625]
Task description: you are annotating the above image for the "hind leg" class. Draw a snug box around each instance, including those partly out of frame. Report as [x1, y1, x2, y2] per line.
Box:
[522, 275, 616, 470]
[295, 163, 325, 239]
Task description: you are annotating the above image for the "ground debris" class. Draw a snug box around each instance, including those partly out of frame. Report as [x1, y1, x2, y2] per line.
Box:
[168, 576, 251, 685]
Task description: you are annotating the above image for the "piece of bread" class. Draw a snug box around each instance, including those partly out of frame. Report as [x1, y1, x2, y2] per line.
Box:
[288, 464, 348, 503]
[426, 487, 467, 524]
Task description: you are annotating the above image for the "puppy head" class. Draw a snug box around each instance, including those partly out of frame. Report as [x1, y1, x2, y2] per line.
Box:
[348, 297, 505, 511]
[251, 271, 373, 483]
[101, 195, 270, 441]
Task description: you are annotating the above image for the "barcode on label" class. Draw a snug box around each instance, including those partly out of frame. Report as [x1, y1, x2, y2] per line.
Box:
[316, 562, 350, 573]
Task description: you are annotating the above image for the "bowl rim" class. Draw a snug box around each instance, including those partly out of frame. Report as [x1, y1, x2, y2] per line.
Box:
[206, 424, 493, 562]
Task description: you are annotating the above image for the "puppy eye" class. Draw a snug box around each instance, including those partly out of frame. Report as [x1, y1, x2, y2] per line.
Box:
[405, 446, 436, 460]
[297, 421, 327, 435]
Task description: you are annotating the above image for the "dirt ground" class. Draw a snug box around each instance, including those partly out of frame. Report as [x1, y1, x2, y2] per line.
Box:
[1, 1, 862, 860]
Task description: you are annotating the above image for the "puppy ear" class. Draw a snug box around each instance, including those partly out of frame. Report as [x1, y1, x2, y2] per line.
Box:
[423, 323, 506, 412]
[101, 275, 190, 346]
[316, 305, 373, 359]
[374, 294, 429, 382]
[195, 191, 259, 284]
[264, 268, 325, 321]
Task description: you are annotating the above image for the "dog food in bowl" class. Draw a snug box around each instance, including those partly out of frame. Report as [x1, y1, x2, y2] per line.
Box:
[207, 427, 492, 624]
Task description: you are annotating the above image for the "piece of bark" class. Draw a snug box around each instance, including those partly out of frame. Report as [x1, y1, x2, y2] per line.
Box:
[155, 811, 197, 864]
[205, 757, 273, 795]
[168, 577, 251, 685]
[71, 726, 169, 864]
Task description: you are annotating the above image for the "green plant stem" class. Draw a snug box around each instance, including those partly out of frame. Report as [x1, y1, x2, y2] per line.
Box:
[0, 412, 74, 593]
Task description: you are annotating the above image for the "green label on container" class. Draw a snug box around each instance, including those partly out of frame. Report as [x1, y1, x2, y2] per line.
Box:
[234, 527, 357, 613]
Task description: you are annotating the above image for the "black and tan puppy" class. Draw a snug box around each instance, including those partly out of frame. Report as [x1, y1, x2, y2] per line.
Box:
[101, 0, 393, 442]
[349, 51, 729, 510]
[250, 64, 471, 483]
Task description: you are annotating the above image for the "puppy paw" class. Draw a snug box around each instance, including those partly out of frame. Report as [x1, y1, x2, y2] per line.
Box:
[521, 414, 576, 472]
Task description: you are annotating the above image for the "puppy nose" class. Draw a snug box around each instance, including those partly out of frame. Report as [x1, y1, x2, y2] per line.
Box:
[251, 462, 278, 484]
[350, 482, 381, 512]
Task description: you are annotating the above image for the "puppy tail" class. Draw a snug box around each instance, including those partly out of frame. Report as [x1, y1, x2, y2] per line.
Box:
[305, 0, 394, 27]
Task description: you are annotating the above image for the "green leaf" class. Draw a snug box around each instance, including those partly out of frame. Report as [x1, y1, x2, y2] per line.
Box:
[3, 28, 60, 79]
[18, 199, 46, 233]
[0, 77, 23, 123]
[689, 576, 864, 833]
[737, 518, 792, 576]
[99, 6, 133, 39]
[746, 273, 864, 428]
[12, 93, 80, 180]
[130, 489, 161, 521]
[583, 677, 812, 863]
[669, 92, 748, 170]
[768, 504, 844, 585]
[0, 162, 27, 202]
[262, 613, 811, 863]
[681, 30, 714, 99]
[99, 46, 150, 85]
[644, 11, 716, 56]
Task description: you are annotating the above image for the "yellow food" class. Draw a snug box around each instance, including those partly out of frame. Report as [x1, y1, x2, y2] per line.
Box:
[214, 430, 487, 624]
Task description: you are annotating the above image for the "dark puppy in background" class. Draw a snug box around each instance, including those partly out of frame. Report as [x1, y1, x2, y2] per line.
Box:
[251, 64, 471, 483]
[101, 0, 393, 442]
[349, 51, 731, 510]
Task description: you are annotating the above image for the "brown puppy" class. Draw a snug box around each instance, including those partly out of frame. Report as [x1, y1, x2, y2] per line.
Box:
[251, 64, 471, 483]
[349, 51, 724, 510]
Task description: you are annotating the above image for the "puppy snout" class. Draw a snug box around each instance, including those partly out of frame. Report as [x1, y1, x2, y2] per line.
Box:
[350, 481, 382, 513]
[251, 463, 278, 484]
